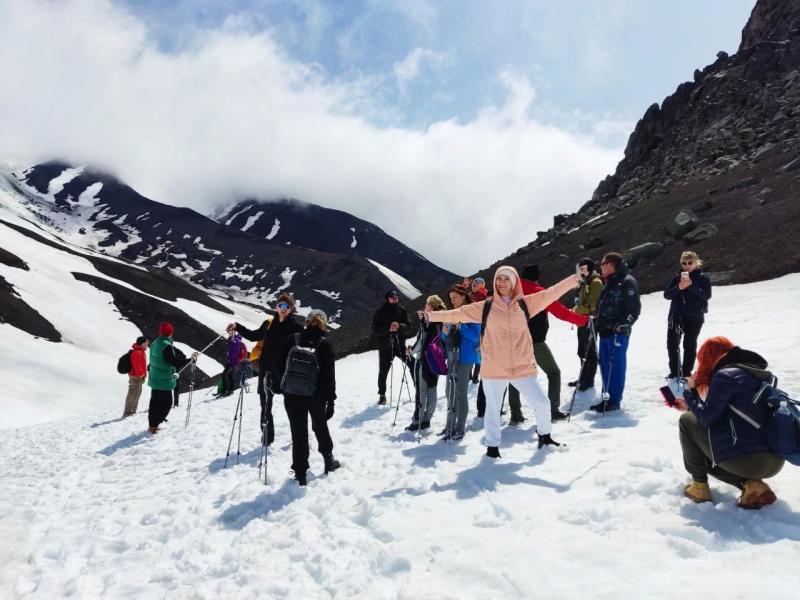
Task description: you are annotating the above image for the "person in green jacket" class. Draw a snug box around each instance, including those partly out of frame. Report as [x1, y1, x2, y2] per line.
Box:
[147, 322, 198, 434]
[569, 258, 604, 392]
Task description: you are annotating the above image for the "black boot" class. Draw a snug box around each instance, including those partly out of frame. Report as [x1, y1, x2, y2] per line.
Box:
[567, 380, 578, 387]
[296, 472, 307, 486]
[537, 433, 562, 449]
[378, 394, 387, 405]
[486, 446, 501, 459]
[324, 454, 341, 474]
[551, 410, 568, 422]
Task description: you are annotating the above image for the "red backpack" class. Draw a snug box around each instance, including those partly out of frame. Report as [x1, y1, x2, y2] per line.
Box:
[238, 341, 248, 363]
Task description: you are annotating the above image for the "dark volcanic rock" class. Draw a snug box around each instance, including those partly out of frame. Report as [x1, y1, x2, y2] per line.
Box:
[624, 242, 664, 268]
[0, 275, 61, 342]
[683, 224, 720, 243]
[666, 210, 699, 238]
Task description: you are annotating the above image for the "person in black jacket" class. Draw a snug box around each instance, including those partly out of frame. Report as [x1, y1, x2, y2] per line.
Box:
[277, 309, 339, 487]
[372, 289, 412, 405]
[663, 251, 712, 384]
[673, 336, 784, 508]
[229, 292, 303, 446]
[592, 252, 641, 412]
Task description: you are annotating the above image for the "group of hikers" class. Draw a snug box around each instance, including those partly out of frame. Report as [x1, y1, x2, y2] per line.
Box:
[118, 249, 792, 508]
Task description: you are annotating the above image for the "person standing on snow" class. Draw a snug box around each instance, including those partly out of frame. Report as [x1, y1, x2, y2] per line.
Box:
[372, 289, 412, 405]
[277, 309, 340, 487]
[406, 295, 446, 432]
[439, 284, 481, 440]
[507, 264, 589, 422]
[663, 251, 712, 387]
[673, 336, 784, 509]
[147, 322, 197, 434]
[220, 326, 245, 397]
[230, 292, 303, 447]
[592, 252, 641, 413]
[426, 266, 580, 458]
[570, 258, 604, 392]
[123, 336, 149, 417]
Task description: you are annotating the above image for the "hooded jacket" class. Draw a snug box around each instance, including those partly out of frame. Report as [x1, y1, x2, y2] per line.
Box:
[596, 263, 641, 336]
[663, 269, 712, 323]
[428, 266, 578, 380]
[129, 342, 147, 378]
[684, 347, 775, 464]
[575, 273, 604, 316]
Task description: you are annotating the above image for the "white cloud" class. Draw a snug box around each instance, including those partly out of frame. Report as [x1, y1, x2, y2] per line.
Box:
[0, 0, 622, 275]
[393, 47, 452, 93]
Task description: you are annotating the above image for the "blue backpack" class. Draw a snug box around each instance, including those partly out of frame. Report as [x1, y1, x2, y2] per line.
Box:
[730, 378, 800, 465]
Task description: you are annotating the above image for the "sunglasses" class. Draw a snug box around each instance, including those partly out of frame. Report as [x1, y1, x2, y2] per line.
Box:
[276, 302, 290, 310]
[681, 261, 694, 265]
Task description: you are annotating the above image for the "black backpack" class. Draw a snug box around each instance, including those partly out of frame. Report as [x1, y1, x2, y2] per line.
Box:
[480, 297, 532, 341]
[117, 350, 133, 374]
[281, 334, 320, 396]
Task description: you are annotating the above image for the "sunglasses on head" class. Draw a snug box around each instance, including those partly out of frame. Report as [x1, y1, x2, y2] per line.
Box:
[277, 302, 290, 310]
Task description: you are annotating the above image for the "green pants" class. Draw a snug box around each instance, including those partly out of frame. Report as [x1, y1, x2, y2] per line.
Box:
[506, 342, 562, 418]
[679, 412, 784, 489]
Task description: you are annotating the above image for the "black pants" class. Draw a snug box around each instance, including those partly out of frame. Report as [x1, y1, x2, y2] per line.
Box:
[667, 318, 703, 378]
[148, 389, 173, 428]
[258, 373, 275, 445]
[377, 339, 407, 395]
[471, 363, 481, 382]
[577, 325, 598, 388]
[284, 396, 333, 476]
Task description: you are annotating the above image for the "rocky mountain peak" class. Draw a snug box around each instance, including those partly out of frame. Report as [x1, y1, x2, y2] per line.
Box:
[740, 0, 800, 51]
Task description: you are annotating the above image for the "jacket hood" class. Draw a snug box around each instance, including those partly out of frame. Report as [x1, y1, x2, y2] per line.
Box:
[492, 265, 524, 299]
[716, 346, 771, 380]
[132, 343, 143, 351]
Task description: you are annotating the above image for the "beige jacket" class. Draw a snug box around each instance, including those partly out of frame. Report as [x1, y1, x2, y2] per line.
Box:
[428, 266, 578, 380]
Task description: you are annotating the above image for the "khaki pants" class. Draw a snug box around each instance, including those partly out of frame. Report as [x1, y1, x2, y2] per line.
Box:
[123, 376, 145, 416]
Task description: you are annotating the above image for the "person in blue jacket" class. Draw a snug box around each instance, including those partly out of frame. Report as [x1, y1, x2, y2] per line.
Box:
[663, 251, 712, 385]
[439, 283, 481, 440]
[674, 336, 785, 509]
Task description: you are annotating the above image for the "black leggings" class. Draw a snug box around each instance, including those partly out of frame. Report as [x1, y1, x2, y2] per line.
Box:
[667, 318, 703, 378]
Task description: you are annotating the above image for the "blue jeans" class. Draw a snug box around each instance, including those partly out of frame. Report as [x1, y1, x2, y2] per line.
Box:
[598, 333, 630, 406]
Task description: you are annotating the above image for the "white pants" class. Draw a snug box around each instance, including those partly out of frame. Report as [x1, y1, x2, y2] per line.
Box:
[482, 376, 551, 447]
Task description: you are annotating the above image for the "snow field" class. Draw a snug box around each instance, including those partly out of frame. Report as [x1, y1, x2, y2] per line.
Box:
[1, 275, 799, 598]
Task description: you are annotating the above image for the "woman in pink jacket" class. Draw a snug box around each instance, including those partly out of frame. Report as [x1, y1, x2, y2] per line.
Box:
[426, 266, 579, 458]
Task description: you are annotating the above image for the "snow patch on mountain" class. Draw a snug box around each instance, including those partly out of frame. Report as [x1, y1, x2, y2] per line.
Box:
[367, 259, 422, 299]
[266, 218, 280, 240]
[45, 166, 83, 199]
[241, 211, 264, 232]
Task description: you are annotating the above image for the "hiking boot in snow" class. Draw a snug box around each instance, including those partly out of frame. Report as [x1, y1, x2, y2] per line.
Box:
[450, 431, 464, 441]
[405, 422, 420, 432]
[551, 410, 568, 422]
[509, 416, 526, 426]
[296, 472, 307, 487]
[148, 426, 158, 435]
[537, 433, 561, 449]
[567, 380, 578, 387]
[440, 432, 452, 441]
[378, 394, 387, 405]
[420, 420, 431, 430]
[684, 481, 712, 503]
[590, 400, 619, 413]
[485, 446, 501, 459]
[577, 384, 594, 392]
[323, 454, 341, 474]
[738, 479, 776, 509]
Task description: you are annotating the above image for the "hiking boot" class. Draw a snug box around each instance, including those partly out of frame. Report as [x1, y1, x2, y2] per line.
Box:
[450, 431, 464, 441]
[323, 454, 341, 474]
[378, 395, 387, 405]
[538, 433, 562, 449]
[738, 480, 776, 509]
[296, 472, 307, 487]
[486, 446, 501, 459]
[567, 380, 578, 387]
[147, 426, 158, 435]
[684, 481, 712, 503]
[420, 421, 431, 430]
[509, 416, 526, 426]
[551, 410, 568, 422]
[577, 384, 594, 392]
[405, 422, 420, 432]
[440, 432, 451, 441]
[590, 400, 619, 413]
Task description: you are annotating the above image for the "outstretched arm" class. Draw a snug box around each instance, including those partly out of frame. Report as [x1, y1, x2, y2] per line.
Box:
[427, 301, 485, 324]
[524, 275, 579, 316]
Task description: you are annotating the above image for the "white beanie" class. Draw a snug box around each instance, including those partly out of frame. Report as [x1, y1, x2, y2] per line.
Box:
[496, 268, 517, 288]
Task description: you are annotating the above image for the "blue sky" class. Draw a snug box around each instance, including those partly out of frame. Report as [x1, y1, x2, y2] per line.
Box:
[1, 0, 757, 273]
[117, 0, 754, 146]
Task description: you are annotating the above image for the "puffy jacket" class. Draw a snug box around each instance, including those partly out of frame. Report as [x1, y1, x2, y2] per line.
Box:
[278, 327, 336, 405]
[372, 302, 412, 351]
[147, 336, 192, 391]
[129, 343, 147, 378]
[684, 347, 774, 464]
[225, 333, 244, 367]
[596, 264, 640, 336]
[440, 322, 481, 365]
[575, 274, 604, 316]
[428, 266, 578, 380]
[664, 269, 712, 323]
[521, 279, 588, 343]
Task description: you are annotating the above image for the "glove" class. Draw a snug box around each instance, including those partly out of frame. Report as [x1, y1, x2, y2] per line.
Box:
[325, 402, 335, 420]
[613, 324, 632, 335]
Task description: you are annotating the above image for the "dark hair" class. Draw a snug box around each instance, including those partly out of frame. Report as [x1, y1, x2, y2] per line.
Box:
[578, 257, 595, 273]
[448, 283, 471, 304]
[136, 336, 149, 345]
[602, 252, 623, 270]
[520, 264, 540, 281]
[276, 292, 295, 310]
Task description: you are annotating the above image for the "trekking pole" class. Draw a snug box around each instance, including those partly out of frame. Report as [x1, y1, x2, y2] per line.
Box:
[184, 359, 197, 428]
[176, 332, 226, 376]
[601, 333, 620, 416]
[445, 346, 459, 440]
[223, 384, 245, 468]
[388, 334, 396, 408]
[567, 317, 595, 421]
[675, 320, 685, 394]
[258, 437, 269, 485]
[392, 350, 412, 426]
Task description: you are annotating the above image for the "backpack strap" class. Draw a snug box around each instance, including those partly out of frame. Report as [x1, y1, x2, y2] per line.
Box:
[517, 298, 531, 321]
[480, 298, 493, 341]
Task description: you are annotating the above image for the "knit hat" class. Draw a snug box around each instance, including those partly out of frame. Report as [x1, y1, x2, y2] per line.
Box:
[159, 322, 174, 337]
[520, 264, 540, 281]
[496, 268, 517, 288]
[385, 288, 399, 299]
[305, 309, 328, 328]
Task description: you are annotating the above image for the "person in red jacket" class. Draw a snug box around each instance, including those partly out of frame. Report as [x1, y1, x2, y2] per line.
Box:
[123, 336, 149, 416]
[510, 265, 589, 421]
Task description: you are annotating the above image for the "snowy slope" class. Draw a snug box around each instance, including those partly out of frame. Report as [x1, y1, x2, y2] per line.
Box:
[1, 275, 799, 598]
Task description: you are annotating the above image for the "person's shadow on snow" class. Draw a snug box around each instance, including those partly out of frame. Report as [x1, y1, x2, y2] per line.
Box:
[97, 431, 150, 456]
[340, 405, 388, 429]
[401, 439, 467, 467]
[208, 445, 266, 474]
[679, 496, 800, 544]
[218, 479, 304, 530]
[584, 411, 639, 429]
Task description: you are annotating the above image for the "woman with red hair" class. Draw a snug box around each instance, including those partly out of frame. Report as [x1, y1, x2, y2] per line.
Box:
[674, 336, 785, 508]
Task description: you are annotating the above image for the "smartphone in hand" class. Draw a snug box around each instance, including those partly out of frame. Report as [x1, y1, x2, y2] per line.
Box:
[660, 385, 677, 407]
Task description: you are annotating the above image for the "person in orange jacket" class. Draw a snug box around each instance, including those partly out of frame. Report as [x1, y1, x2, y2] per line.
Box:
[123, 336, 149, 416]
